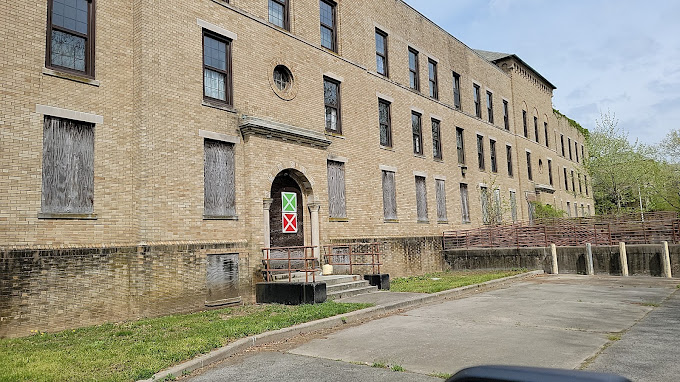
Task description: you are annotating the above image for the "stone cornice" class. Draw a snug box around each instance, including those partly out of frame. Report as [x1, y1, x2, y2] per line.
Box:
[239, 116, 332, 148]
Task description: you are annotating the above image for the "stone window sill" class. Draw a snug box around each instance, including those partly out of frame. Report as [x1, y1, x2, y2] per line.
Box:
[204, 215, 239, 220]
[329, 217, 349, 222]
[38, 212, 98, 220]
[384, 219, 399, 223]
[42, 67, 100, 87]
[202, 101, 237, 113]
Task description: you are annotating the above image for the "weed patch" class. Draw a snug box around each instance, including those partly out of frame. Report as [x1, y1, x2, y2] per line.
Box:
[391, 269, 526, 294]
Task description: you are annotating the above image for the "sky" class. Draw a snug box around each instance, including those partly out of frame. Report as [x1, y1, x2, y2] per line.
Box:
[404, 0, 680, 146]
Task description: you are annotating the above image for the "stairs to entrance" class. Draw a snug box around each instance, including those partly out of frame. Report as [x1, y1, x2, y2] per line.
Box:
[272, 273, 378, 300]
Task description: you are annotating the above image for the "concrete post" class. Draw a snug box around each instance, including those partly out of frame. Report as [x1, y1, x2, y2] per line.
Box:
[586, 243, 595, 276]
[619, 242, 629, 277]
[662, 241, 673, 278]
[263, 198, 273, 249]
[550, 243, 559, 275]
[308, 202, 321, 260]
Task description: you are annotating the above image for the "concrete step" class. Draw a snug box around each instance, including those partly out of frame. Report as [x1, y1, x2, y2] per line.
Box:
[274, 274, 362, 285]
[327, 285, 378, 300]
[326, 280, 371, 294]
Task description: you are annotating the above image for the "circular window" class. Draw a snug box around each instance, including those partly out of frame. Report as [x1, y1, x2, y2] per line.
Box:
[273, 65, 292, 91]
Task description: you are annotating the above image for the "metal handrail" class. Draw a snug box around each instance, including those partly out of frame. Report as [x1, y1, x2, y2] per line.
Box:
[323, 242, 384, 275]
[262, 245, 318, 283]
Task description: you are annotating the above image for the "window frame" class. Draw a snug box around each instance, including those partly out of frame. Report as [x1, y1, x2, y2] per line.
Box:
[428, 59, 438, 99]
[203, 138, 237, 219]
[548, 159, 553, 186]
[375, 28, 388, 76]
[561, 134, 565, 157]
[452, 72, 461, 109]
[319, 0, 337, 52]
[522, 110, 528, 137]
[506, 144, 513, 177]
[487, 91, 494, 124]
[503, 100, 509, 130]
[563, 167, 569, 191]
[544, 122, 549, 147]
[533, 116, 539, 143]
[435, 179, 447, 223]
[490, 139, 497, 173]
[268, 0, 290, 30]
[473, 84, 482, 118]
[378, 98, 392, 147]
[327, 160, 347, 219]
[432, 118, 442, 160]
[323, 76, 341, 134]
[415, 175, 429, 222]
[477, 134, 485, 171]
[408, 47, 420, 91]
[411, 111, 423, 155]
[46, 0, 96, 78]
[526, 151, 533, 181]
[202, 30, 233, 107]
[460, 183, 470, 224]
[568, 137, 573, 160]
[456, 127, 465, 165]
[575, 141, 580, 163]
[382, 170, 398, 221]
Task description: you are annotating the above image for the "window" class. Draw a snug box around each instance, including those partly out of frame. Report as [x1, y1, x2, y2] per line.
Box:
[548, 159, 553, 186]
[435, 179, 447, 222]
[522, 110, 528, 137]
[432, 119, 442, 160]
[585, 175, 589, 196]
[506, 145, 513, 177]
[480, 186, 490, 225]
[428, 59, 438, 99]
[526, 151, 533, 181]
[477, 135, 485, 170]
[269, 0, 289, 30]
[568, 138, 573, 160]
[534, 116, 539, 143]
[503, 100, 509, 130]
[378, 99, 392, 147]
[581, 145, 585, 163]
[563, 168, 569, 191]
[46, 0, 95, 77]
[204, 139, 236, 217]
[324, 77, 341, 133]
[487, 91, 494, 124]
[327, 160, 346, 218]
[587, 205, 591, 216]
[273, 65, 292, 91]
[456, 127, 465, 164]
[473, 84, 482, 118]
[408, 48, 419, 91]
[415, 176, 428, 222]
[560, 135, 565, 157]
[375, 29, 388, 76]
[578, 173, 583, 194]
[510, 191, 518, 222]
[460, 183, 470, 223]
[575, 141, 580, 163]
[412, 111, 423, 155]
[319, 0, 337, 52]
[493, 189, 502, 224]
[490, 139, 497, 173]
[452, 72, 461, 109]
[566, 202, 571, 217]
[203, 31, 233, 106]
[571, 170, 576, 192]
[575, 203, 579, 217]
[544, 122, 549, 147]
[41, 116, 94, 215]
[382, 170, 397, 220]
[581, 204, 585, 217]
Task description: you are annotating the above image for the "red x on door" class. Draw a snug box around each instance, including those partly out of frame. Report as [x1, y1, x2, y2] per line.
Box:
[282, 213, 298, 233]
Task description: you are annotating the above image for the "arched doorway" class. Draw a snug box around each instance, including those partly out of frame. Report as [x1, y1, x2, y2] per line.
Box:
[270, 170, 305, 248]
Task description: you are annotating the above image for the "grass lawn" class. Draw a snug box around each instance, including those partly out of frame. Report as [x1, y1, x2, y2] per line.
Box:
[390, 269, 527, 294]
[0, 301, 370, 382]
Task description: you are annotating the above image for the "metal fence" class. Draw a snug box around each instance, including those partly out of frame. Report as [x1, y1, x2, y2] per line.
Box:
[443, 212, 680, 250]
[261, 246, 318, 282]
[323, 242, 384, 275]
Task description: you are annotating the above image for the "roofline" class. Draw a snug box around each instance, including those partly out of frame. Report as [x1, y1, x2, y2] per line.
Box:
[492, 54, 557, 90]
[396, 0, 510, 80]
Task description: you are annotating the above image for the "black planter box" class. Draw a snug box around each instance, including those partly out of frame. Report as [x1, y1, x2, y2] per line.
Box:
[364, 274, 390, 290]
[256, 282, 327, 305]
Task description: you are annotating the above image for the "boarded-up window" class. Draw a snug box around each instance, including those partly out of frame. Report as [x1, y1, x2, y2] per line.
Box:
[493, 188, 502, 224]
[327, 160, 346, 218]
[460, 183, 470, 223]
[41, 116, 94, 214]
[204, 139, 236, 217]
[415, 176, 428, 222]
[481, 186, 490, 225]
[206, 253, 240, 305]
[382, 170, 397, 220]
[435, 179, 447, 222]
[510, 191, 518, 222]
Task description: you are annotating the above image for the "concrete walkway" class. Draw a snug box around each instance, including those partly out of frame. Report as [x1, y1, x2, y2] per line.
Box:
[186, 275, 678, 381]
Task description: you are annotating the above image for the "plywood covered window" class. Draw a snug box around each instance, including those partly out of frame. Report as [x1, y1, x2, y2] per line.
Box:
[415, 176, 428, 222]
[204, 139, 236, 218]
[460, 183, 470, 223]
[480, 186, 490, 225]
[327, 160, 346, 219]
[41, 116, 94, 215]
[510, 190, 518, 222]
[435, 179, 447, 222]
[382, 170, 397, 221]
[46, 0, 95, 77]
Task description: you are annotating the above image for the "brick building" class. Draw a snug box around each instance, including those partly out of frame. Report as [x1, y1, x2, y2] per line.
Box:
[0, 0, 592, 336]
